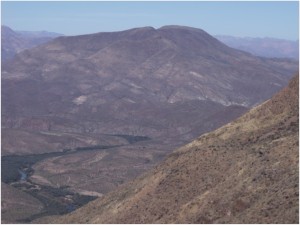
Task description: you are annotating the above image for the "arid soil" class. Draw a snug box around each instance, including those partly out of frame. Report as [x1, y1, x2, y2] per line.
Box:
[2, 26, 298, 223]
[50, 75, 298, 224]
[1, 183, 43, 223]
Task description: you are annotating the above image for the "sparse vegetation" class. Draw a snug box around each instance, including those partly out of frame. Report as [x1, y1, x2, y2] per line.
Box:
[1, 24, 298, 223]
[50, 76, 298, 224]
[110, 134, 151, 144]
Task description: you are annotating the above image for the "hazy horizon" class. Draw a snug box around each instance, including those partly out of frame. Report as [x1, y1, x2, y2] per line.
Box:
[2, 1, 299, 41]
[2, 23, 300, 42]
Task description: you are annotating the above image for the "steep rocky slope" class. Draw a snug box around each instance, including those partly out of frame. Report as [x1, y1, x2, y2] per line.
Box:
[52, 75, 299, 224]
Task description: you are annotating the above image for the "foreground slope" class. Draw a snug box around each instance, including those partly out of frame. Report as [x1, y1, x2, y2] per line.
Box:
[53, 75, 299, 223]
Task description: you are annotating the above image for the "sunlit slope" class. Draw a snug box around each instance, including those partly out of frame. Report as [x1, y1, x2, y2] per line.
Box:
[53, 75, 298, 224]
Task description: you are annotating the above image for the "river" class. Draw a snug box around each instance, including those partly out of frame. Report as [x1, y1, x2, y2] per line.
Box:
[1, 135, 151, 223]
[1, 145, 113, 222]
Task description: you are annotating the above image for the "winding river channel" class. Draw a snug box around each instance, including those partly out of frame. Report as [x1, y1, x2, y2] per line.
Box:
[2, 135, 151, 222]
[2, 145, 121, 222]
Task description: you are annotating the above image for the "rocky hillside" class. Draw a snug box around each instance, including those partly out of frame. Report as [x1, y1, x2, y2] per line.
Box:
[3, 26, 297, 109]
[52, 75, 299, 223]
[2, 26, 298, 154]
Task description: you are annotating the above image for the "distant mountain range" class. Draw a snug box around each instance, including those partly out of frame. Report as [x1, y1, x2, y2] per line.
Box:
[1, 25, 298, 223]
[50, 74, 299, 224]
[1, 25, 62, 61]
[2, 25, 298, 61]
[215, 35, 299, 59]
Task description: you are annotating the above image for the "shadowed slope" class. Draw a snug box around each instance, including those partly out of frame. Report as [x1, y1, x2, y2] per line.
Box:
[52, 75, 299, 224]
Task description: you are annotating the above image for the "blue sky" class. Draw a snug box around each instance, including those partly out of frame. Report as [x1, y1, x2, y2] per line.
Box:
[1, 1, 299, 40]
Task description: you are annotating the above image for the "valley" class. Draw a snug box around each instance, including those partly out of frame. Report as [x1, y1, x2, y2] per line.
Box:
[1, 135, 150, 223]
[1, 25, 298, 223]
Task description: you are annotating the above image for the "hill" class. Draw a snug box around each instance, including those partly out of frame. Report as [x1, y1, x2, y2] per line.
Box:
[52, 75, 299, 223]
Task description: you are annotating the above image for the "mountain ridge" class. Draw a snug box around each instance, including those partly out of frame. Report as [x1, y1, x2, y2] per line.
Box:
[2, 26, 298, 107]
[2, 26, 298, 157]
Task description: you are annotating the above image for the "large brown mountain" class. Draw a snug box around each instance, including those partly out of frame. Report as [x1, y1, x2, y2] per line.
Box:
[2, 26, 297, 109]
[2, 26, 298, 152]
[51, 75, 299, 224]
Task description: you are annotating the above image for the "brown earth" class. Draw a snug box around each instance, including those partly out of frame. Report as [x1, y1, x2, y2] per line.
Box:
[1, 129, 128, 156]
[30, 143, 168, 195]
[2, 26, 297, 156]
[50, 75, 299, 224]
[2, 26, 298, 223]
[1, 183, 43, 223]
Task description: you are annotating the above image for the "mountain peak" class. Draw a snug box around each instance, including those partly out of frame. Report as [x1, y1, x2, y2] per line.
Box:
[2, 25, 12, 30]
[130, 26, 156, 31]
[159, 25, 206, 33]
[1, 25, 15, 35]
[160, 25, 199, 30]
[3, 25, 297, 107]
[124, 26, 157, 38]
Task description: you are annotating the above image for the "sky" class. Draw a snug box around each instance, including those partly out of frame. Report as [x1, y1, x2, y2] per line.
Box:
[1, 1, 299, 40]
